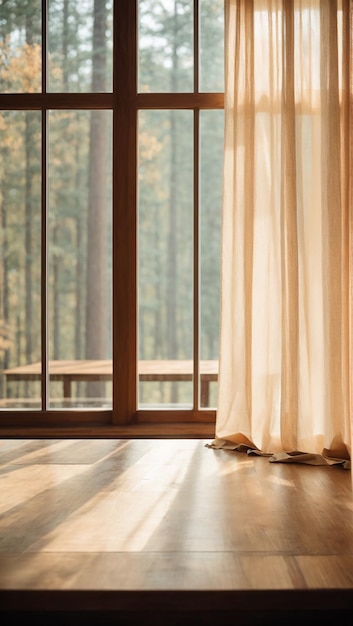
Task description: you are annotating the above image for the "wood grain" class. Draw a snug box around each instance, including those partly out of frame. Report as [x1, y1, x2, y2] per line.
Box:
[0, 437, 352, 617]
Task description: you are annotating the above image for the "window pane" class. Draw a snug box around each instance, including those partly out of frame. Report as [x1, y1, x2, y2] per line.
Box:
[0, 111, 41, 408]
[200, 110, 223, 407]
[0, 1, 41, 93]
[138, 0, 193, 93]
[138, 110, 193, 407]
[200, 0, 224, 92]
[48, 110, 112, 408]
[48, 0, 113, 93]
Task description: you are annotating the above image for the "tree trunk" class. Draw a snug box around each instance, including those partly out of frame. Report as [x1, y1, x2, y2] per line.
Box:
[52, 1, 70, 363]
[62, 0, 69, 91]
[24, 113, 33, 370]
[85, 0, 107, 400]
[52, 224, 60, 359]
[0, 194, 10, 399]
[166, 1, 179, 403]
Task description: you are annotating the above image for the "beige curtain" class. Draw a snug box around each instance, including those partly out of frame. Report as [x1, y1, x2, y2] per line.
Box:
[211, 0, 352, 467]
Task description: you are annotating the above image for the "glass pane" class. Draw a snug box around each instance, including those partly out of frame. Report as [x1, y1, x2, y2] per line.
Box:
[138, 0, 193, 93]
[0, 111, 41, 408]
[200, 0, 224, 92]
[138, 110, 193, 407]
[200, 110, 223, 407]
[48, 0, 113, 92]
[0, 1, 41, 93]
[48, 110, 112, 408]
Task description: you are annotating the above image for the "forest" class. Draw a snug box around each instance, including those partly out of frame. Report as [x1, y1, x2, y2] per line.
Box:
[0, 0, 224, 409]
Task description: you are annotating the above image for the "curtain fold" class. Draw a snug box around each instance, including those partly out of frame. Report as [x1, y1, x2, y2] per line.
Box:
[212, 0, 352, 467]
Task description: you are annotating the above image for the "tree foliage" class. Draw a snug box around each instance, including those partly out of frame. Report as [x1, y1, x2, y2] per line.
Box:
[0, 0, 224, 408]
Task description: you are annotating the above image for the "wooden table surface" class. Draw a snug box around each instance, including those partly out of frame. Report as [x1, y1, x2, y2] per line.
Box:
[2, 359, 219, 379]
[2, 359, 219, 403]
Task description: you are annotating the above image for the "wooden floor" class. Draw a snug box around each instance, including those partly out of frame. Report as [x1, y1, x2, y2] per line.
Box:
[1, 438, 353, 625]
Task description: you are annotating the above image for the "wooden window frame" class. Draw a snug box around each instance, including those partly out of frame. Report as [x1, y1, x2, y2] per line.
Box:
[0, 0, 223, 437]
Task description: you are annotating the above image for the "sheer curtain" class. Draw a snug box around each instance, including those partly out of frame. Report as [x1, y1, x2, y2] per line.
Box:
[211, 0, 352, 466]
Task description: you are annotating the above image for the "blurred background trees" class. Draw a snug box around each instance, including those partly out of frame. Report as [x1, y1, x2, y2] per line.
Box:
[0, 0, 223, 408]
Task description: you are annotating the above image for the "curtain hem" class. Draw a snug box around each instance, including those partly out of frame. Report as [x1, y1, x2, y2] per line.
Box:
[206, 436, 351, 470]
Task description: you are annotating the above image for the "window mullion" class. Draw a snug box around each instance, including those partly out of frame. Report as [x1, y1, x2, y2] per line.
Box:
[41, 111, 48, 411]
[193, 108, 200, 410]
[41, 0, 48, 410]
[42, 0, 47, 94]
[193, 1, 200, 410]
[113, 0, 138, 423]
[194, 0, 199, 93]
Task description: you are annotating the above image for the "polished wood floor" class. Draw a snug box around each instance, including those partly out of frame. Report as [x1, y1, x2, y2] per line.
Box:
[1, 438, 353, 624]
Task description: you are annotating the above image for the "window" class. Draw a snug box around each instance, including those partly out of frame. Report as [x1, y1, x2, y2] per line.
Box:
[0, 0, 224, 432]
